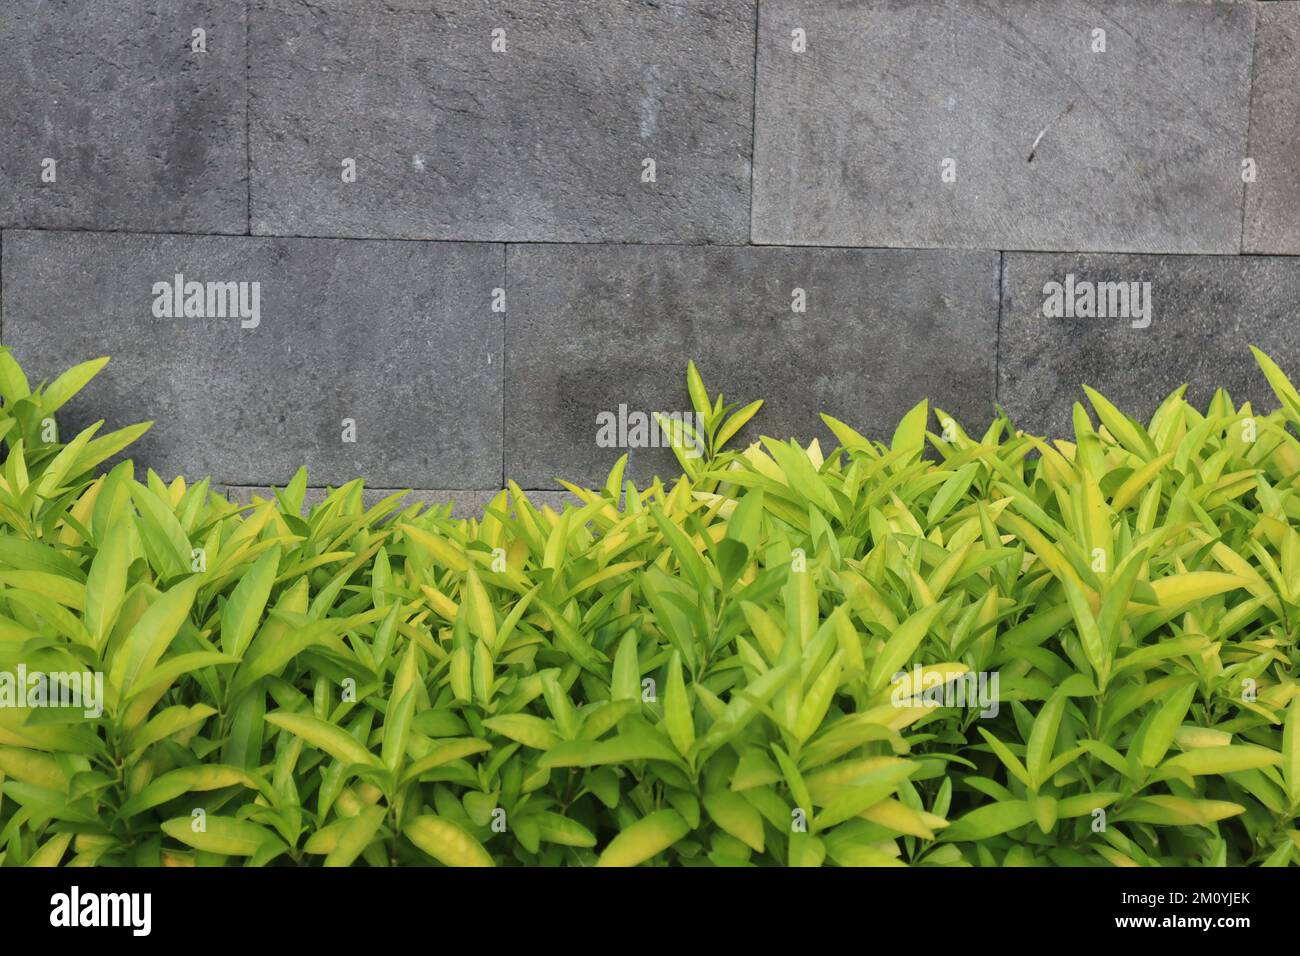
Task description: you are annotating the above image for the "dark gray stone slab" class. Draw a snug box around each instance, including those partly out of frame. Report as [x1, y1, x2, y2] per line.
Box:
[506, 244, 999, 488]
[223, 487, 578, 520]
[999, 253, 1300, 439]
[0, 1, 247, 234]
[1244, 2, 1300, 254]
[1, 230, 502, 487]
[250, 0, 755, 243]
[752, 0, 1253, 253]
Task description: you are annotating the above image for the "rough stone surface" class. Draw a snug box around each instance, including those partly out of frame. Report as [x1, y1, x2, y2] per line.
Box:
[250, 0, 755, 242]
[1, 230, 502, 487]
[999, 253, 1300, 439]
[752, 0, 1253, 253]
[1244, 3, 1300, 254]
[222, 487, 578, 520]
[0, 1, 1291, 496]
[0, 0, 247, 234]
[507, 243, 999, 488]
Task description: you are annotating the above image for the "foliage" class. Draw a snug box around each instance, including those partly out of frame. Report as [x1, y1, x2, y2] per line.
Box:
[0, 347, 1297, 866]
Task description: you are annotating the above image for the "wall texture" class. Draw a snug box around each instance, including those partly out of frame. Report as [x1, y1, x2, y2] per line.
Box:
[1, 0, 1298, 512]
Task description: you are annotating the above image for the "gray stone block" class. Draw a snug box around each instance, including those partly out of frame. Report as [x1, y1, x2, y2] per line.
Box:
[999, 253, 1300, 440]
[250, 0, 755, 243]
[506, 243, 999, 488]
[752, 0, 1253, 253]
[0, 0, 247, 234]
[1244, 2, 1300, 254]
[1, 230, 502, 487]
[222, 487, 579, 520]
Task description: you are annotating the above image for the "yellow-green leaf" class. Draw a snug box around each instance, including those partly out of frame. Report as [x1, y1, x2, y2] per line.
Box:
[265, 712, 379, 768]
[161, 815, 282, 857]
[405, 815, 494, 867]
[663, 651, 695, 757]
[595, 809, 689, 867]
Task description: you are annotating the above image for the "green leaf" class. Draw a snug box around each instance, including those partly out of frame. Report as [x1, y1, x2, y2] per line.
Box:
[760, 439, 840, 519]
[795, 650, 843, 744]
[1083, 385, 1157, 459]
[1152, 745, 1283, 781]
[40, 357, 109, 415]
[1252, 347, 1300, 423]
[401, 739, 492, 783]
[405, 816, 494, 867]
[483, 714, 561, 751]
[702, 791, 765, 852]
[324, 805, 387, 868]
[119, 765, 259, 819]
[1284, 697, 1300, 810]
[1026, 691, 1067, 790]
[1112, 797, 1245, 827]
[382, 689, 417, 771]
[129, 480, 193, 578]
[697, 663, 798, 755]
[811, 760, 916, 831]
[648, 505, 714, 597]
[265, 712, 380, 769]
[725, 489, 765, 552]
[927, 463, 979, 526]
[890, 400, 929, 463]
[1061, 573, 1107, 684]
[595, 810, 688, 867]
[868, 603, 944, 690]
[221, 545, 280, 658]
[686, 360, 711, 421]
[84, 519, 130, 649]
[977, 728, 1033, 790]
[0, 349, 32, 404]
[715, 400, 763, 452]
[1137, 683, 1197, 769]
[538, 728, 682, 770]
[108, 576, 201, 699]
[942, 800, 1034, 842]
[161, 815, 284, 858]
[611, 630, 642, 702]
[533, 811, 597, 848]
[663, 651, 695, 757]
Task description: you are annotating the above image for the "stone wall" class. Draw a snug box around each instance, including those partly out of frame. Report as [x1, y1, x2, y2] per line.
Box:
[2, 1, 1297, 510]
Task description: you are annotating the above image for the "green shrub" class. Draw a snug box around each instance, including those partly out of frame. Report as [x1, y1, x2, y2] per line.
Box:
[0, 348, 1296, 866]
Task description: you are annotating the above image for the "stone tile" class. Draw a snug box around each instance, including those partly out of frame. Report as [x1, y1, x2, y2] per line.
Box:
[1244, 2, 1300, 254]
[250, 0, 755, 243]
[222, 487, 579, 520]
[999, 253, 1300, 439]
[1, 230, 501, 487]
[506, 243, 999, 488]
[752, 0, 1253, 253]
[0, 0, 247, 234]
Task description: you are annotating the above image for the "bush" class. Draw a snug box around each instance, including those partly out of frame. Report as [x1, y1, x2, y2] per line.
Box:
[0, 349, 1297, 867]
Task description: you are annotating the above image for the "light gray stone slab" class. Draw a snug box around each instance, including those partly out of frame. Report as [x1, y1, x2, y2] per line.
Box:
[1244, 2, 1300, 254]
[506, 243, 999, 488]
[752, 0, 1253, 253]
[250, 0, 755, 242]
[1, 230, 502, 487]
[999, 253, 1300, 439]
[0, 0, 247, 233]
